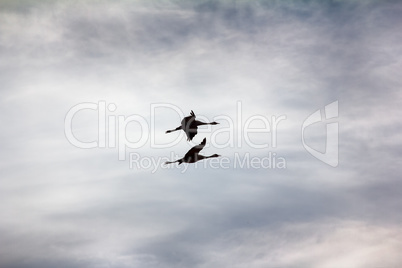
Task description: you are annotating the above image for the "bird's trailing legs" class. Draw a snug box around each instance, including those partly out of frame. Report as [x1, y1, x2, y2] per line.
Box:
[165, 126, 182, 134]
[164, 159, 183, 165]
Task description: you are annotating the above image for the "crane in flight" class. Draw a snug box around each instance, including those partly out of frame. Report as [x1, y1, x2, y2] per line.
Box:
[165, 110, 219, 141]
[164, 138, 220, 165]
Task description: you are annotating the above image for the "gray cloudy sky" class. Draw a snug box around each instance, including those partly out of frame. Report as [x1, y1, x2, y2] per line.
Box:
[1, 0, 402, 267]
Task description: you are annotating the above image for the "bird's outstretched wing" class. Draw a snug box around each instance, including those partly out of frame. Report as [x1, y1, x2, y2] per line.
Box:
[184, 138, 206, 160]
[182, 111, 197, 141]
[186, 127, 198, 141]
[186, 110, 196, 121]
[181, 111, 196, 129]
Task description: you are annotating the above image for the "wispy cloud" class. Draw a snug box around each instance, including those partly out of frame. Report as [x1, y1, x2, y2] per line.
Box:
[0, 0, 401, 267]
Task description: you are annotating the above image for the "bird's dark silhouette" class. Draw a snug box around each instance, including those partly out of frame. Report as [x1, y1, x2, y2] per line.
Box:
[165, 110, 219, 141]
[164, 138, 220, 165]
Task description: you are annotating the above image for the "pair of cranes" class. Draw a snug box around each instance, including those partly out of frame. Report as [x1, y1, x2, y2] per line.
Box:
[164, 110, 221, 165]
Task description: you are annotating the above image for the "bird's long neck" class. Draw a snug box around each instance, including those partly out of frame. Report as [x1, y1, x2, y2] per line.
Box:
[195, 121, 217, 126]
[196, 155, 206, 161]
[197, 155, 218, 161]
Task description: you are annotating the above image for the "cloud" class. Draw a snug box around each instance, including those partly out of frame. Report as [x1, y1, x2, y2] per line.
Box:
[0, 0, 401, 267]
[194, 220, 402, 268]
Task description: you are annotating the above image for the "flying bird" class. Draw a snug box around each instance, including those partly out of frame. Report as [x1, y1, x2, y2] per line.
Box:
[165, 110, 219, 141]
[164, 138, 220, 165]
